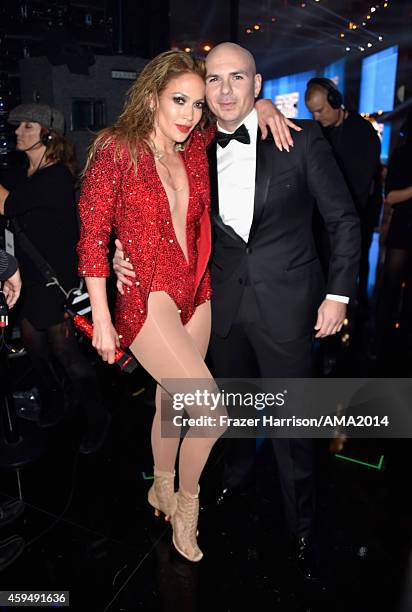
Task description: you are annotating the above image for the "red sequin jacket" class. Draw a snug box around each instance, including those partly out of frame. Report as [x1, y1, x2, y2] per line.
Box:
[77, 127, 212, 348]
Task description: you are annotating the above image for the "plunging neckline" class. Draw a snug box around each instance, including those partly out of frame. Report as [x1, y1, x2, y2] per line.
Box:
[154, 152, 190, 266]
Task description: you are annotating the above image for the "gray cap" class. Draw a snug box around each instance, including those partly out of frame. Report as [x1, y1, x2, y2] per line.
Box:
[8, 104, 65, 134]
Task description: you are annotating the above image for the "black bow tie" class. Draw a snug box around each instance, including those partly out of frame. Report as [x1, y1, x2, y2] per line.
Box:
[216, 123, 251, 148]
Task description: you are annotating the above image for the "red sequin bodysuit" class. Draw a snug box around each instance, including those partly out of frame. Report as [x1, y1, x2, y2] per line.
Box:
[150, 182, 197, 326]
[77, 128, 212, 348]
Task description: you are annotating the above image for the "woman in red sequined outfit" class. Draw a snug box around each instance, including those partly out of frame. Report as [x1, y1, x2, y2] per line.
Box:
[77, 51, 224, 562]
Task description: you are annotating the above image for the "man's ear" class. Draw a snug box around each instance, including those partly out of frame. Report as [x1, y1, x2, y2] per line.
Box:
[254, 74, 262, 98]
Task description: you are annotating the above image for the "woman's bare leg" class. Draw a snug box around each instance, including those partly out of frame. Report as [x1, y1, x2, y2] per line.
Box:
[130, 293, 220, 494]
[178, 300, 214, 493]
[150, 298, 210, 478]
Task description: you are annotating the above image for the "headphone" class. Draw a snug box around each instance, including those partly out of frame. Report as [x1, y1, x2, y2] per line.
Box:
[40, 106, 55, 147]
[40, 131, 53, 146]
[22, 133, 52, 151]
[306, 77, 344, 110]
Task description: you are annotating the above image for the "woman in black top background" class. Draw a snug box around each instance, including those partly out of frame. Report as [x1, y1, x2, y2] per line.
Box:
[0, 104, 109, 453]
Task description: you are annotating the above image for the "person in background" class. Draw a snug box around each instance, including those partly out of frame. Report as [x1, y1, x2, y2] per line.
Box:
[0, 104, 109, 453]
[305, 78, 381, 313]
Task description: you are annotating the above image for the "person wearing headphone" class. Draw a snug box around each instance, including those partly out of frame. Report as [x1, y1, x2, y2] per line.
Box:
[305, 78, 381, 313]
[0, 104, 109, 453]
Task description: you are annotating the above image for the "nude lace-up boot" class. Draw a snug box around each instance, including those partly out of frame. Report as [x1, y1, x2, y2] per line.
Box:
[147, 468, 177, 521]
[171, 486, 203, 562]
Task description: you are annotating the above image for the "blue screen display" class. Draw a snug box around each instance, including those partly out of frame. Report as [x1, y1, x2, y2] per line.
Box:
[359, 46, 398, 114]
[263, 69, 316, 119]
[322, 59, 345, 97]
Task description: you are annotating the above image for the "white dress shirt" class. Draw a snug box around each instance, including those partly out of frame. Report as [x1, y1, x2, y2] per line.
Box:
[216, 109, 349, 304]
[217, 108, 258, 243]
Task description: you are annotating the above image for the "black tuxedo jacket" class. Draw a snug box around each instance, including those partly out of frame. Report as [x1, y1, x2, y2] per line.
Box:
[207, 120, 361, 341]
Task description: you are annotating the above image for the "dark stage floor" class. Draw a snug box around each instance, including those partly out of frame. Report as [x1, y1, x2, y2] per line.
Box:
[0, 311, 411, 612]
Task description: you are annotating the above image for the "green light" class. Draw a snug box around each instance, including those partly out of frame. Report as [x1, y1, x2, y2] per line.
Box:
[335, 454, 385, 470]
[141, 471, 154, 480]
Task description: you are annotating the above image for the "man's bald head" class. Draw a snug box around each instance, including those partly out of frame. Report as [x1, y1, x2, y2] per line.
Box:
[305, 84, 328, 103]
[205, 42, 262, 131]
[305, 84, 341, 128]
[206, 43, 257, 76]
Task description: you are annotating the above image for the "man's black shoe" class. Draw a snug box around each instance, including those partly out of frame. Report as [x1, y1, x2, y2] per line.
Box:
[0, 536, 25, 572]
[0, 500, 25, 528]
[79, 412, 112, 455]
[294, 536, 319, 581]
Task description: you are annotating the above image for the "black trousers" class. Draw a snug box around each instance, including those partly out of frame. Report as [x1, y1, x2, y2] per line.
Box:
[208, 286, 315, 539]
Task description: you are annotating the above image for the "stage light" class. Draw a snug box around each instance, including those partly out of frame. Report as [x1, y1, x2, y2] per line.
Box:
[203, 44, 211, 52]
[246, 28, 252, 34]
[378, 110, 383, 114]
[384, 1, 388, 6]
[367, 42, 373, 47]
[378, 35, 383, 41]
[254, 24, 260, 30]
[184, 47, 191, 52]
[340, 33, 345, 38]
[366, 14, 371, 19]
[359, 46, 365, 51]
[301, 2, 306, 6]
[271, 17, 276, 21]
[370, 6, 376, 12]
[346, 47, 351, 51]
[362, 21, 366, 26]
